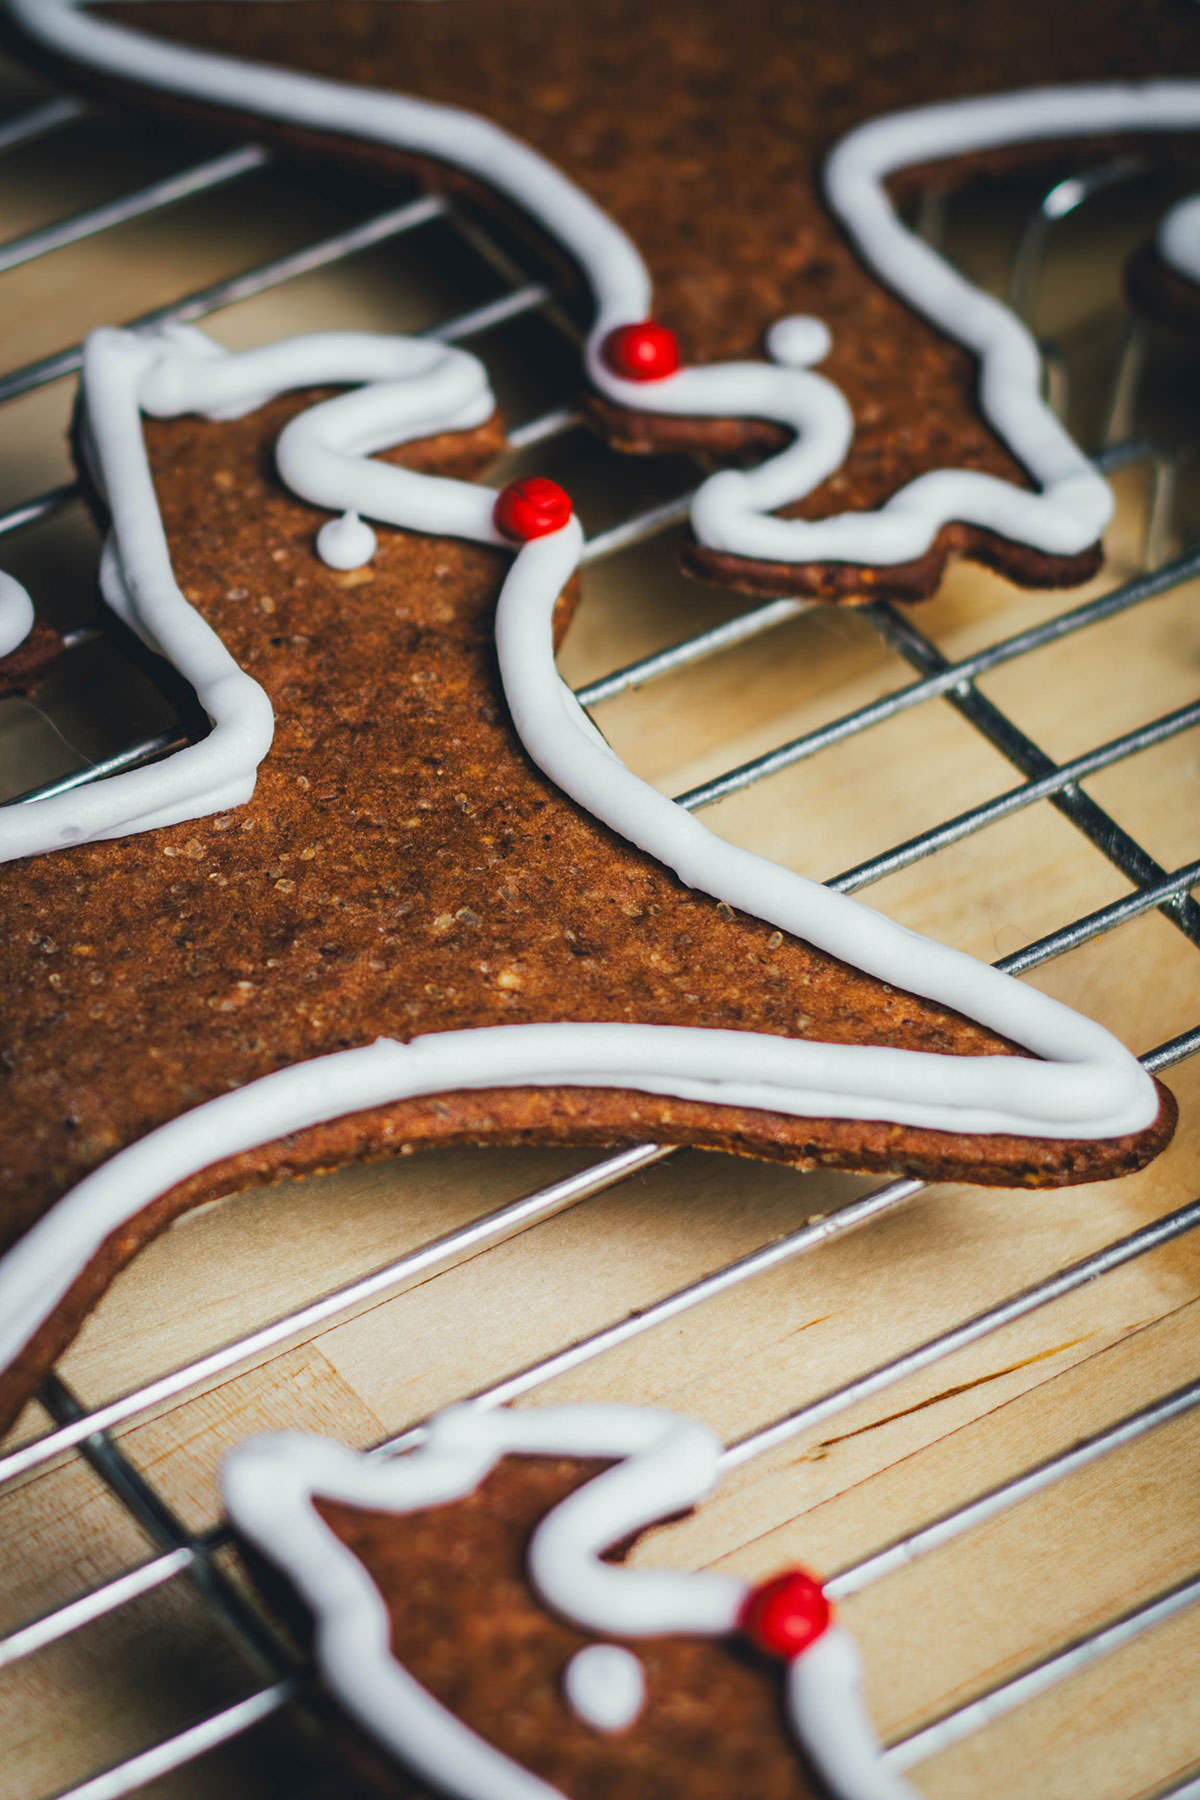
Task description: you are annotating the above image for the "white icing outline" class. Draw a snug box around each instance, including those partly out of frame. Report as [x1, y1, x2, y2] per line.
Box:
[562, 1644, 646, 1733]
[0, 321, 1160, 1396]
[7, 0, 1199, 572]
[0, 31, 1172, 1773]
[6, 326, 276, 855]
[1157, 193, 1200, 287]
[0, 322, 505, 860]
[221, 1402, 918, 1798]
[0, 10, 1165, 1435]
[789, 1627, 922, 1800]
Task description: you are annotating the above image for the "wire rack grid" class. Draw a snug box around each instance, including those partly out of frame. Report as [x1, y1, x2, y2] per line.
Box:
[0, 58, 1199, 1800]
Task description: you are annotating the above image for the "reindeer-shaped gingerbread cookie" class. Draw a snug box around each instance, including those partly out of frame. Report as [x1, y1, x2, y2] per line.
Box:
[0, 0, 1178, 1433]
[0, 311, 1171, 1434]
[224, 1403, 918, 1799]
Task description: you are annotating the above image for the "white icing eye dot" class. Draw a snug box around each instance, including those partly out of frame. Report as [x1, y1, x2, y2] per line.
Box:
[563, 1643, 646, 1733]
[765, 314, 833, 369]
[317, 511, 378, 571]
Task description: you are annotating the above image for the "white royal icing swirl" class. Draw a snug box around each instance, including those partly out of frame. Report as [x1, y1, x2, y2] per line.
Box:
[8, 0, 1200, 571]
[0, 319, 1159, 1398]
[221, 1402, 919, 1798]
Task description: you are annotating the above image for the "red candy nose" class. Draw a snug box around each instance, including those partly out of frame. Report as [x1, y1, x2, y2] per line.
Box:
[739, 1568, 832, 1658]
[493, 477, 573, 542]
[602, 319, 681, 382]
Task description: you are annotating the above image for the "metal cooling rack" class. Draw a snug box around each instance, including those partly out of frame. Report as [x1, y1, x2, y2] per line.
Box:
[1, 71, 1199, 1800]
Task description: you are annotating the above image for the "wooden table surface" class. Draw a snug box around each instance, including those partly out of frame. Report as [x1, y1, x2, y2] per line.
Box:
[0, 48, 1198, 1800]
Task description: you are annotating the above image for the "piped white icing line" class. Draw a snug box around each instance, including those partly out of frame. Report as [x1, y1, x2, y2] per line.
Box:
[1, 324, 276, 859]
[6, 0, 652, 348]
[0, 569, 34, 660]
[0, 14, 1164, 1434]
[789, 1626, 920, 1800]
[0, 320, 1160, 1393]
[221, 1403, 916, 1798]
[525, 1408, 745, 1636]
[219, 1406, 738, 1800]
[10, 1, 1200, 570]
[1157, 193, 1200, 287]
[626, 82, 1200, 566]
[0, 323, 500, 862]
[563, 1645, 646, 1733]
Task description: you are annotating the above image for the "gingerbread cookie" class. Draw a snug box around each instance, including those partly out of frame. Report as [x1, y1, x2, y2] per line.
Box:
[6, 0, 1200, 602]
[0, 316, 1173, 1439]
[223, 1402, 916, 1798]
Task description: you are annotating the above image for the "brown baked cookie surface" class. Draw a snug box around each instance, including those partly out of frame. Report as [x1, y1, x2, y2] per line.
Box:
[0, 620, 68, 699]
[310, 1458, 818, 1799]
[0, 390, 1175, 1437]
[9, 0, 1198, 602]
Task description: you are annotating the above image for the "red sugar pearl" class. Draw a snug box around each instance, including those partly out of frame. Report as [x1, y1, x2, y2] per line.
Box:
[739, 1568, 832, 1659]
[493, 476, 573, 542]
[602, 319, 680, 382]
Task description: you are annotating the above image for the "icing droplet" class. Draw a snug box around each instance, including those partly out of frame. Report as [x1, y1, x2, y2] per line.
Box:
[1157, 192, 1200, 287]
[0, 569, 35, 659]
[493, 477, 573, 542]
[602, 320, 681, 382]
[740, 1568, 831, 1658]
[563, 1643, 646, 1732]
[317, 511, 377, 571]
[765, 315, 833, 369]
